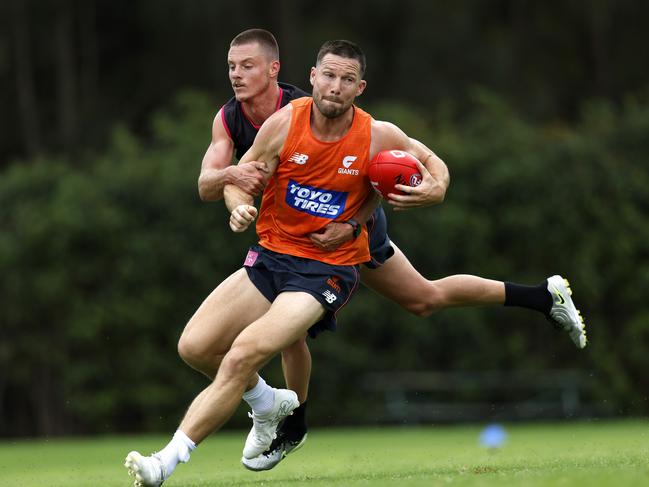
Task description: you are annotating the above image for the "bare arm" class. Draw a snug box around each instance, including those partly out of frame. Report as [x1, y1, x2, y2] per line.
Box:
[197, 109, 268, 201]
[224, 106, 291, 232]
[371, 121, 450, 210]
[311, 121, 450, 248]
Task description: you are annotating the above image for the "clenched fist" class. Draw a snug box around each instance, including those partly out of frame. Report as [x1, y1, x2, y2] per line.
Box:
[229, 205, 258, 232]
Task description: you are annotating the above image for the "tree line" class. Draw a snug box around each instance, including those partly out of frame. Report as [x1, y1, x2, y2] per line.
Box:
[1, 0, 648, 161]
[1, 89, 648, 436]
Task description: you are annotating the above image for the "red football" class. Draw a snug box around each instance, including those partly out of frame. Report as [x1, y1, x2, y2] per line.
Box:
[368, 150, 423, 198]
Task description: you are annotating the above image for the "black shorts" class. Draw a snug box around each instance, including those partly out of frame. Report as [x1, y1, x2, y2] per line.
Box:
[243, 245, 361, 338]
[365, 205, 395, 269]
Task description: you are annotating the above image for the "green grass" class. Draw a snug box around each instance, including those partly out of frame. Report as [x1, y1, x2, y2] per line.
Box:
[1, 420, 648, 486]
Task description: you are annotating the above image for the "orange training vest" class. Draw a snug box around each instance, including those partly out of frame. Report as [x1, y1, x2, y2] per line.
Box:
[256, 97, 372, 265]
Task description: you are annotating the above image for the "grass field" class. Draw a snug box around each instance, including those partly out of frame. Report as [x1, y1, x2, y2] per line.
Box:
[1, 420, 647, 486]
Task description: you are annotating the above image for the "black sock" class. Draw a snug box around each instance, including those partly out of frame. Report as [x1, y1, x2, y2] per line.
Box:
[504, 280, 552, 315]
[282, 401, 307, 433]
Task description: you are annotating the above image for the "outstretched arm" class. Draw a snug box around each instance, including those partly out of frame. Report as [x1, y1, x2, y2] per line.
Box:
[197, 109, 268, 202]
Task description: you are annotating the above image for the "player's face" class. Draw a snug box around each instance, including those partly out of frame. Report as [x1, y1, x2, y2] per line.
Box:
[310, 54, 366, 119]
[227, 43, 278, 102]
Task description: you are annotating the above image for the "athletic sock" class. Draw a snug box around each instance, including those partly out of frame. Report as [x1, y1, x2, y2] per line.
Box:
[242, 376, 275, 415]
[504, 280, 553, 315]
[155, 429, 196, 478]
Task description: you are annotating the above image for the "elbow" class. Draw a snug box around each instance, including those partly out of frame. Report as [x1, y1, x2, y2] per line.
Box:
[197, 176, 220, 202]
[438, 174, 450, 202]
[197, 181, 211, 201]
[434, 185, 447, 204]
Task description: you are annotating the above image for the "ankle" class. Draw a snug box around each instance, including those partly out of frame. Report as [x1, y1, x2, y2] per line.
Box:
[243, 376, 275, 415]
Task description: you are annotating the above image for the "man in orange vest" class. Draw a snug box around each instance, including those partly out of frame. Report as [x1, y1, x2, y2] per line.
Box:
[123, 38, 449, 487]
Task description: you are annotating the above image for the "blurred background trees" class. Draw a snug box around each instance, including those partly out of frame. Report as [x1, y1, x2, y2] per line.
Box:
[2, 0, 648, 162]
[1, 1, 648, 436]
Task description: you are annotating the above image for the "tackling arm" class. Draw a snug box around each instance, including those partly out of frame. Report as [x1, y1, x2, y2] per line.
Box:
[224, 107, 290, 232]
[197, 109, 268, 201]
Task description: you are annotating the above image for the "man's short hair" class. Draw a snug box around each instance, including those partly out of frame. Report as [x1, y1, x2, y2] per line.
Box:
[316, 40, 366, 77]
[230, 28, 279, 61]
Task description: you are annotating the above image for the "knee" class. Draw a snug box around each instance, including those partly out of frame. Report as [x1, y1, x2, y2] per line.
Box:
[177, 333, 221, 371]
[220, 344, 266, 381]
[403, 281, 444, 318]
[178, 333, 200, 365]
[406, 302, 435, 318]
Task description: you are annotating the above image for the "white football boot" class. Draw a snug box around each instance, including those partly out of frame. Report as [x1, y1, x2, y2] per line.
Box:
[124, 451, 165, 487]
[242, 430, 307, 471]
[547, 275, 587, 349]
[242, 388, 300, 459]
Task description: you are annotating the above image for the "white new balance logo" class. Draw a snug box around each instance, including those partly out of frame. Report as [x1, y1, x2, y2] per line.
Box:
[289, 152, 309, 165]
[322, 290, 337, 304]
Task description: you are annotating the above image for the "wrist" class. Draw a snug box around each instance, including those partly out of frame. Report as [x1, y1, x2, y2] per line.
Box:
[344, 219, 361, 239]
[223, 165, 239, 185]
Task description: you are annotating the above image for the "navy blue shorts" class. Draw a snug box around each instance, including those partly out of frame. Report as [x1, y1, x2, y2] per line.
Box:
[243, 245, 361, 338]
[365, 205, 395, 269]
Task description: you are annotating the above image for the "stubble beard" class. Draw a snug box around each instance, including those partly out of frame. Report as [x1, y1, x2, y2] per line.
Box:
[314, 96, 350, 119]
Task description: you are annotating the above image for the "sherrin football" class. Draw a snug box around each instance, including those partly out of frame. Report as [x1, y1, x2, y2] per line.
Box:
[368, 150, 423, 199]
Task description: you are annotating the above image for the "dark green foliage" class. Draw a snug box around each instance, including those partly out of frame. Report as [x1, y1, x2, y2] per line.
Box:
[2, 90, 648, 435]
[3, 1, 649, 161]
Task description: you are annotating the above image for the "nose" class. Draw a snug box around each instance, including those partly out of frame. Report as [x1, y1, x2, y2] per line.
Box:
[329, 78, 342, 94]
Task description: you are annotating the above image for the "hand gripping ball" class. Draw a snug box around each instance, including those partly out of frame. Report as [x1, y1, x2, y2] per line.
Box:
[368, 150, 422, 199]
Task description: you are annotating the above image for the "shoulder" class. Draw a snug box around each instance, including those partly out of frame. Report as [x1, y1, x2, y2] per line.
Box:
[242, 104, 293, 167]
[265, 102, 293, 127]
[370, 119, 410, 157]
[255, 103, 293, 149]
[212, 106, 232, 140]
[371, 119, 407, 144]
[218, 97, 240, 133]
[220, 95, 238, 118]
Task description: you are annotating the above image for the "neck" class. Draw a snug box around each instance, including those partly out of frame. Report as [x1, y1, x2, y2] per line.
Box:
[310, 104, 355, 142]
[241, 83, 281, 126]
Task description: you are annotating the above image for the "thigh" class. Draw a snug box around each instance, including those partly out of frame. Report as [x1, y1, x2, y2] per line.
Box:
[360, 241, 430, 307]
[231, 291, 325, 361]
[182, 268, 272, 354]
[250, 245, 361, 337]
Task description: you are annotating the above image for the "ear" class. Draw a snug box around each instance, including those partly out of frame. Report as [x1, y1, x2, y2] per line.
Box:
[269, 60, 280, 79]
[309, 67, 316, 86]
[356, 79, 367, 96]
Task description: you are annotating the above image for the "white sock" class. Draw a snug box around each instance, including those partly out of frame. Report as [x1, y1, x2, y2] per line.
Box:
[154, 430, 196, 478]
[242, 376, 275, 415]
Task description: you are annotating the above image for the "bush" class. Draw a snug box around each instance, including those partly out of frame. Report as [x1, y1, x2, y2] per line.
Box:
[2, 89, 648, 435]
